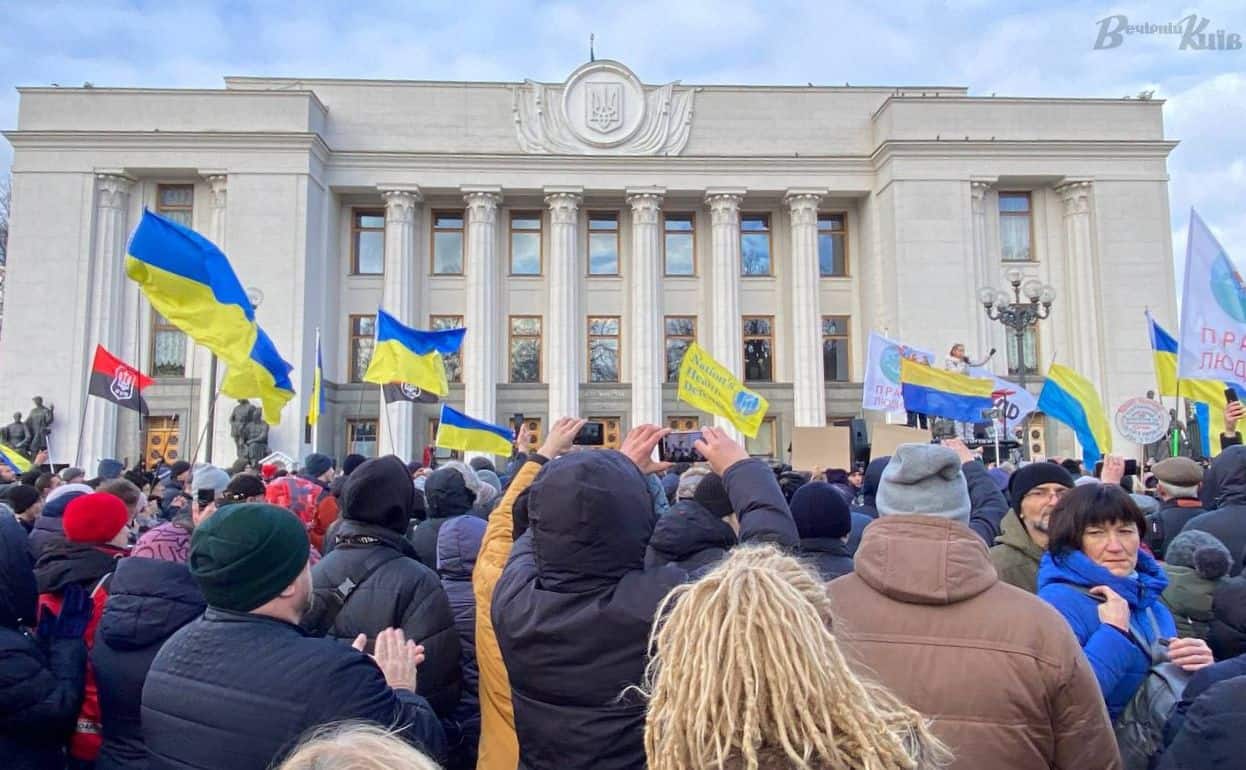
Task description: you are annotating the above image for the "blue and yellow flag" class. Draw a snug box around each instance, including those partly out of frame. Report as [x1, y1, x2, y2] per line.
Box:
[1038, 364, 1113, 467]
[218, 326, 295, 425]
[363, 309, 466, 397]
[677, 342, 769, 438]
[435, 404, 513, 456]
[308, 328, 324, 428]
[1, 444, 31, 475]
[126, 210, 257, 368]
[899, 358, 994, 423]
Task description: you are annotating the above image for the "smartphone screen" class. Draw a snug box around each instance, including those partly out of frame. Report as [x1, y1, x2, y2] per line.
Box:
[573, 421, 605, 446]
[1226, 387, 1239, 404]
[196, 489, 216, 507]
[659, 431, 704, 463]
[1123, 459, 1139, 477]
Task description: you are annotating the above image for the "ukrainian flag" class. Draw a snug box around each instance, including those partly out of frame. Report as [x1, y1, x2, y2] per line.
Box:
[363, 309, 466, 397]
[435, 404, 513, 456]
[308, 328, 323, 428]
[899, 358, 994, 423]
[1148, 312, 1244, 457]
[218, 326, 296, 425]
[1038, 364, 1113, 467]
[126, 210, 257, 368]
[1, 444, 31, 475]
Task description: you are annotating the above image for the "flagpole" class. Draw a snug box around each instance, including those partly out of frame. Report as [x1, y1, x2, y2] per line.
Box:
[383, 400, 398, 457]
[311, 327, 320, 456]
[188, 382, 224, 469]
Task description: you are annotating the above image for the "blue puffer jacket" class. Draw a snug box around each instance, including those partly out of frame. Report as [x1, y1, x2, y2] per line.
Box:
[1037, 548, 1176, 720]
[437, 515, 486, 770]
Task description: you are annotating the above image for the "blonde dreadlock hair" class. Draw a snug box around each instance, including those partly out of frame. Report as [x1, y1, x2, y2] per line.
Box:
[642, 545, 950, 770]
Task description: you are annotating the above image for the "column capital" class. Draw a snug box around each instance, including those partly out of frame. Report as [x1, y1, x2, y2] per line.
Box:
[205, 175, 229, 209]
[785, 189, 824, 226]
[970, 179, 992, 202]
[545, 187, 582, 225]
[626, 188, 664, 225]
[382, 189, 421, 224]
[706, 190, 744, 225]
[1055, 180, 1093, 216]
[463, 186, 502, 224]
[95, 173, 135, 208]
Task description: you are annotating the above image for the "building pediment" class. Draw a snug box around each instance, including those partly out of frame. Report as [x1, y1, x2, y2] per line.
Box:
[512, 60, 695, 156]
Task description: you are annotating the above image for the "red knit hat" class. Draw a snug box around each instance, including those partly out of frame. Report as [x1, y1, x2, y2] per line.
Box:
[63, 493, 130, 544]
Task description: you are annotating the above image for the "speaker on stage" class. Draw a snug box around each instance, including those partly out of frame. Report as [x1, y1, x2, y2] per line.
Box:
[851, 418, 870, 465]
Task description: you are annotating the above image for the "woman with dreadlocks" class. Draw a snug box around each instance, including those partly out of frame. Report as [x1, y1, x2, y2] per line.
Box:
[642, 544, 950, 770]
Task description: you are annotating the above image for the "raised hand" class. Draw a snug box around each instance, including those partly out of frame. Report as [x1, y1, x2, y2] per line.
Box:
[694, 427, 750, 476]
[941, 437, 976, 465]
[620, 424, 672, 476]
[353, 628, 424, 692]
[1100, 455, 1127, 486]
[1226, 401, 1245, 435]
[538, 417, 587, 460]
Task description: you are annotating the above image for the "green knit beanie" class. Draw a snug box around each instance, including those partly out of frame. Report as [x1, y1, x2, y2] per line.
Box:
[189, 503, 310, 612]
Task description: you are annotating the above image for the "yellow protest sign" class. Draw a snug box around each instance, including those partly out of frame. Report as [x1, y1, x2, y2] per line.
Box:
[677, 341, 769, 438]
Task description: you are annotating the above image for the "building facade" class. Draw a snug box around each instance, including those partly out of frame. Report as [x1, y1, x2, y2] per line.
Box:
[0, 60, 1179, 468]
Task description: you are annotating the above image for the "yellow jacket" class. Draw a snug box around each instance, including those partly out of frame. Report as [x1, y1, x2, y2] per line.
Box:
[473, 458, 543, 770]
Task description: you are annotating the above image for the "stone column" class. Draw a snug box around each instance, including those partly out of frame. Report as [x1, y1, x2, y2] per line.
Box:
[376, 187, 422, 461]
[1057, 181, 1100, 387]
[545, 187, 583, 421]
[461, 187, 502, 449]
[706, 190, 746, 441]
[969, 181, 999, 362]
[786, 189, 827, 427]
[81, 173, 134, 467]
[627, 188, 665, 428]
[198, 175, 228, 463]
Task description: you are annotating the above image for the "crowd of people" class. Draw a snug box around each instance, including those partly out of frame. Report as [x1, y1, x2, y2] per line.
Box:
[2, 408, 1246, 770]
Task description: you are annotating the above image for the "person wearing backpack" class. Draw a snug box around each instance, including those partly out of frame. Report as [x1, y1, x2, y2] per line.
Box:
[308, 456, 462, 721]
[1038, 484, 1215, 768]
[266, 454, 337, 551]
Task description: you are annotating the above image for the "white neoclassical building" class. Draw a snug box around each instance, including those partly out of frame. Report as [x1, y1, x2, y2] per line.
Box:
[0, 60, 1179, 468]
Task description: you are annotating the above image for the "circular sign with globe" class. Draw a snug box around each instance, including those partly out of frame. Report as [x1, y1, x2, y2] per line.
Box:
[1211, 253, 1246, 323]
[881, 345, 903, 383]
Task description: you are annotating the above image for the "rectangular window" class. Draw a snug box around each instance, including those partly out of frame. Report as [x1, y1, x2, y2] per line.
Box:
[156, 184, 193, 227]
[587, 316, 621, 383]
[667, 416, 701, 432]
[821, 315, 851, 382]
[430, 315, 465, 383]
[152, 185, 192, 376]
[509, 316, 542, 383]
[1007, 324, 1040, 377]
[664, 213, 695, 276]
[432, 211, 465, 275]
[588, 416, 623, 449]
[351, 209, 385, 275]
[743, 316, 774, 382]
[664, 316, 696, 382]
[150, 311, 187, 377]
[349, 314, 376, 382]
[817, 213, 847, 276]
[740, 214, 772, 276]
[588, 212, 619, 275]
[745, 417, 777, 458]
[346, 419, 378, 457]
[999, 192, 1033, 262]
[509, 211, 542, 276]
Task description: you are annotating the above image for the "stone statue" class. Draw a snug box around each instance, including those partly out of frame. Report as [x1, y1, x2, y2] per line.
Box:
[0, 412, 30, 456]
[229, 399, 263, 461]
[242, 420, 269, 465]
[25, 397, 54, 456]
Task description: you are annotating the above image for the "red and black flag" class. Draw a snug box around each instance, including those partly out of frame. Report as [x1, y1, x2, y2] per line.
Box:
[382, 382, 439, 405]
[89, 345, 154, 414]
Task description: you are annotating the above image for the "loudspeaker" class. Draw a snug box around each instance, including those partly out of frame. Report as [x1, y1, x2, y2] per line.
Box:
[1029, 420, 1047, 457]
[851, 418, 870, 465]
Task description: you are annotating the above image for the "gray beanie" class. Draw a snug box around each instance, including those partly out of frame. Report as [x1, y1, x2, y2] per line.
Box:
[875, 443, 971, 525]
[192, 465, 231, 495]
[677, 467, 711, 501]
[1166, 530, 1233, 580]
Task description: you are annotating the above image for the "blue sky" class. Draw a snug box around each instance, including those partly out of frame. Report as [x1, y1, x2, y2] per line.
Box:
[1, 0, 1242, 295]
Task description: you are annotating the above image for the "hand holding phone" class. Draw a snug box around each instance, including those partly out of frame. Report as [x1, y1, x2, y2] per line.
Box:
[658, 430, 704, 464]
[572, 421, 605, 446]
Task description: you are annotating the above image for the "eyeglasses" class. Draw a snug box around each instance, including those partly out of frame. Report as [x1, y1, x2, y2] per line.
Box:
[1024, 487, 1068, 502]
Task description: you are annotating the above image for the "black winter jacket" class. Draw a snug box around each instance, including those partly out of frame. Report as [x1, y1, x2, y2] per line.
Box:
[91, 557, 205, 770]
[1147, 498, 1208, 560]
[1209, 576, 1246, 660]
[643, 500, 737, 571]
[1160, 655, 1246, 770]
[797, 537, 854, 581]
[493, 453, 798, 770]
[1188, 445, 1246, 575]
[27, 489, 85, 562]
[311, 520, 462, 719]
[963, 461, 1010, 546]
[142, 608, 446, 769]
[0, 513, 87, 770]
[409, 469, 478, 571]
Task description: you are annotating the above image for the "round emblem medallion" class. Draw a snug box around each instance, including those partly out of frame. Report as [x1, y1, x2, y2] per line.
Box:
[561, 60, 647, 148]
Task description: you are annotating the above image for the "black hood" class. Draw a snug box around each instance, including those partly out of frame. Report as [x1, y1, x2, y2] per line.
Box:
[34, 540, 123, 594]
[1202, 445, 1246, 509]
[0, 513, 38, 628]
[97, 556, 205, 650]
[861, 456, 890, 509]
[529, 450, 653, 591]
[648, 500, 737, 562]
[424, 467, 476, 520]
[341, 455, 415, 533]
